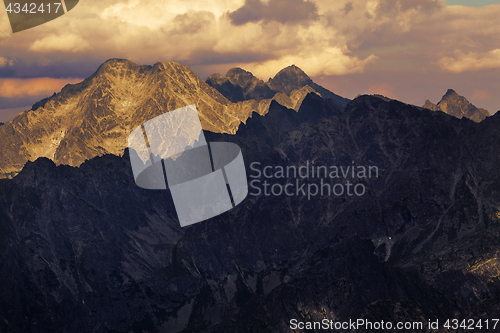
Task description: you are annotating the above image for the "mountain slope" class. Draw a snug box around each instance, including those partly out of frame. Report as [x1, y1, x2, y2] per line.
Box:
[0, 59, 239, 178]
[206, 68, 275, 102]
[206, 92, 343, 163]
[206, 65, 350, 107]
[0, 60, 329, 179]
[423, 89, 490, 122]
[268, 65, 350, 106]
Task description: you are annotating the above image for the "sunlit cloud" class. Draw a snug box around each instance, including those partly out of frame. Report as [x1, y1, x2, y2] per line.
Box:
[438, 49, 500, 73]
[245, 47, 378, 78]
[0, 0, 499, 114]
[29, 34, 92, 53]
[2, 0, 496, 75]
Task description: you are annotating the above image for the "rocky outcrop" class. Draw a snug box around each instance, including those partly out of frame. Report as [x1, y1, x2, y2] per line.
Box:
[206, 64, 350, 107]
[206, 92, 343, 162]
[268, 65, 350, 106]
[0, 59, 237, 178]
[206, 68, 275, 102]
[423, 89, 490, 122]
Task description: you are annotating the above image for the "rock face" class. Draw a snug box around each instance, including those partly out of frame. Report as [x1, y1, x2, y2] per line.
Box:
[0, 154, 187, 333]
[423, 89, 490, 122]
[268, 65, 351, 106]
[0, 60, 348, 179]
[1, 93, 500, 332]
[0, 59, 235, 178]
[206, 65, 350, 106]
[206, 68, 275, 102]
[205, 92, 343, 162]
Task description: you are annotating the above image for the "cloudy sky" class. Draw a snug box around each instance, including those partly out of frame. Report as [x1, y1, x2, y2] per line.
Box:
[1, 0, 500, 122]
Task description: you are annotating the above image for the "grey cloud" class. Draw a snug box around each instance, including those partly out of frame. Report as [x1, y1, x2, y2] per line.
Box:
[171, 11, 216, 35]
[0, 96, 36, 109]
[0, 59, 99, 79]
[343, 2, 354, 15]
[228, 0, 318, 25]
[375, 0, 443, 17]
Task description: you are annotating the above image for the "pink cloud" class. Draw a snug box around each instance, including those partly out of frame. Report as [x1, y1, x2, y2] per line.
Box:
[0, 78, 81, 98]
[471, 89, 490, 101]
[438, 49, 500, 73]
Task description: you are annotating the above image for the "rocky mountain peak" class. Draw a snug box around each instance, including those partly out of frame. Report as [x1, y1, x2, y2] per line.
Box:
[206, 67, 275, 102]
[0, 59, 251, 178]
[226, 67, 270, 95]
[94, 58, 140, 76]
[267, 65, 311, 95]
[153, 61, 196, 76]
[94, 60, 196, 83]
[0, 59, 344, 179]
[422, 99, 439, 111]
[206, 65, 350, 106]
[30, 60, 147, 112]
[271, 64, 310, 82]
[272, 64, 307, 77]
[443, 89, 462, 98]
[423, 89, 489, 122]
[226, 67, 254, 80]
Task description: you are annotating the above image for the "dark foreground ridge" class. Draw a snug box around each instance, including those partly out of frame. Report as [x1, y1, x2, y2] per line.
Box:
[1, 94, 500, 332]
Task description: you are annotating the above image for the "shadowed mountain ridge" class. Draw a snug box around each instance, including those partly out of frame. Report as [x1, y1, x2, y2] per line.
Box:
[1, 94, 500, 331]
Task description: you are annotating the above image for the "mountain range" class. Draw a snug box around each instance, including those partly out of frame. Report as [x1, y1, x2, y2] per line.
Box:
[0, 60, 499, 332]
[0, 60, 491, 180]
[206, 65, 350, 107]
[0, 59, 344, 179]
